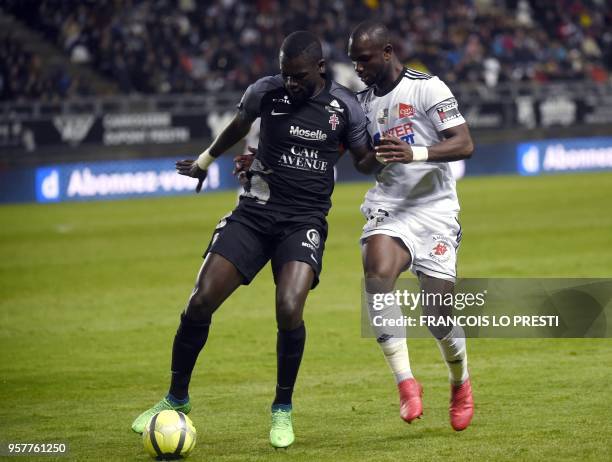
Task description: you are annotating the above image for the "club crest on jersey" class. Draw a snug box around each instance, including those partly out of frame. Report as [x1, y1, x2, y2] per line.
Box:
[398, 103, 416, 118]
[329, 113, 339, 130]
[429, 236, 453, 263]
[306, 229, 321, 248]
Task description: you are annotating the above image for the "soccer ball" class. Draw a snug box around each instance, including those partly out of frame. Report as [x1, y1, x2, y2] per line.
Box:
[142, 410, 197, 460]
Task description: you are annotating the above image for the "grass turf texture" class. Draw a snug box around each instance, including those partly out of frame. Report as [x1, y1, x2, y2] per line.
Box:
[0, 172, 611, 461]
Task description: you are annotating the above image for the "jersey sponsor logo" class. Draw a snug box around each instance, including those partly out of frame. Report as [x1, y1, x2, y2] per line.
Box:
[289, 125, 328, 141]
[398, 103, 416, 118]
[429, 235, 453, 263]
[279, 145, 329, 172]
[373, 122, 415, 145]
[290, 146, 319, 157]
[271, 109, 290, 116]
[329, 114, 339, 130]
[436, 98, 461, 123]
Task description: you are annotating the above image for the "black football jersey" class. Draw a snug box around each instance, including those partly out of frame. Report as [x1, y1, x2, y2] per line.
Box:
[237, 74, 369, 215]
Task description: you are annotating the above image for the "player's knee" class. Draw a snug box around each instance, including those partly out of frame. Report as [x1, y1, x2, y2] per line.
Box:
[187, 289, 217, 321]
[427, 323, 453, 340]
[276, 294, 303, 330]
[422, 304, 453, 339]
[364, 264, 397, 293]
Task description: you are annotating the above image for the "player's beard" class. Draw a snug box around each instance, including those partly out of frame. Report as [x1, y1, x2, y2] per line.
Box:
[287, 89, 308, 105]
[287, 81, 317, 105]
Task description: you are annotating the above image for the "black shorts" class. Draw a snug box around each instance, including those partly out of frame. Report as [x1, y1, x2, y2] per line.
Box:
[203, 201, 328, 289]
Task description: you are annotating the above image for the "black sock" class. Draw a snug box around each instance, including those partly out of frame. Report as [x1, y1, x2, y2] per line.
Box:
[273, 323, 306, 406]
[168, 312, 211, 401]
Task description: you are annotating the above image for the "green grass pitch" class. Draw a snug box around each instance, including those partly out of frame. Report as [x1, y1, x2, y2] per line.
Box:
[1, 172, 611, 461]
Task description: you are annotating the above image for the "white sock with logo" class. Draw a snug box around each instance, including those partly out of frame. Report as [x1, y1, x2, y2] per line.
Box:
[436, 326, 469, 385]
[366, 292, 413, 384]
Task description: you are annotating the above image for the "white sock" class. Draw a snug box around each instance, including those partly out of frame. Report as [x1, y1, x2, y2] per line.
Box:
[380, 338, 413, 384]
[366, 292, 413, 384]
[436, 326, 469, 385]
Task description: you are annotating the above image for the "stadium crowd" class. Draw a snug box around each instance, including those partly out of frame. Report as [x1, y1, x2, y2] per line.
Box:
[2, 0, 611, 99]
[0, 35, 92, 101]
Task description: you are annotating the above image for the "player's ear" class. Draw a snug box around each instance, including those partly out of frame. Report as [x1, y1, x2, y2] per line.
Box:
[383, 44, 393, 61]
[318, 59, 326, 74]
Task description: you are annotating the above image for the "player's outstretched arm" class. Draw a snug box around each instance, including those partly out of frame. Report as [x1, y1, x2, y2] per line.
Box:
[375, 123, 474, 164]
[176, 109, 256, 193]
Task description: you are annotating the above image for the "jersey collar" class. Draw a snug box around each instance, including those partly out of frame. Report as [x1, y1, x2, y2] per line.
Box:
[373, 68, 405, 97]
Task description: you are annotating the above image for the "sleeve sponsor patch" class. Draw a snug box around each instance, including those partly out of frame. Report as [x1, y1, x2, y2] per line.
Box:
[435, 98, 462, 123]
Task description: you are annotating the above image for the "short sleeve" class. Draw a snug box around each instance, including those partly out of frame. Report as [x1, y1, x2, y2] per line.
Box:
[346, 102, 369, 150]
[336, 91, 370, 150]
[423, 77, 466, 132]
[237, 75, 284, 119]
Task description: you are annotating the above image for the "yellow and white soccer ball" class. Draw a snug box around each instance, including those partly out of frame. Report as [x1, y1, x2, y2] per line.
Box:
[143, 410, 196, 460]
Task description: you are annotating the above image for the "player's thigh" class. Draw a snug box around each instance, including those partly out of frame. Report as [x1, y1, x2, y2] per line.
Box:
[204, 216, 272, 286]
[409, 211, 461, 283]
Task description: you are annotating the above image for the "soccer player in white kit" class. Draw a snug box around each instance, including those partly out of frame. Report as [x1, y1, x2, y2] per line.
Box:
[348, 21, 475, 431]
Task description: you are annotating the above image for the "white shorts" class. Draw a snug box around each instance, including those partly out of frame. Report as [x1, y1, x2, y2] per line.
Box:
[360, 203, 461, 282]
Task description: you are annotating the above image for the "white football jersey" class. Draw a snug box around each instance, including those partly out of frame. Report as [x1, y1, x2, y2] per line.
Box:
[357, 69, 466, 213]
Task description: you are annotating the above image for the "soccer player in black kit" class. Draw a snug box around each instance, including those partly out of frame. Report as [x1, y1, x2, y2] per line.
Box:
[131, 31, 378, 448]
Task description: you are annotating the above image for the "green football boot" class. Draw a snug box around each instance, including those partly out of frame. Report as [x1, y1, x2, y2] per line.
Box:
[269, 406, 294, 448]
[131, 397, 192, 434]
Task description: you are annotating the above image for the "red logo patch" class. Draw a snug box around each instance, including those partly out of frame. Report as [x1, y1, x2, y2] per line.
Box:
[399, 103, 416, 118]
[433, 243, 448, 256]
[329, 114, 339, 130]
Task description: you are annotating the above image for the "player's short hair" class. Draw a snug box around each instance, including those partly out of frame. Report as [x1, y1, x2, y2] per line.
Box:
[280, 31, 322, 64]
[350, 20, 390, 48]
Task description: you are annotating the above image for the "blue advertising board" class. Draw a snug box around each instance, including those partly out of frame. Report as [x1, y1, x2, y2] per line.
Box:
[32, 157, 236, 203]
[1, 136, 611, 204]
[517, 137, 612, 176]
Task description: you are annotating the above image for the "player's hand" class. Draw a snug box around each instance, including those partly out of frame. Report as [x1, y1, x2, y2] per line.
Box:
[374, 135, 414, 164]
[233, 146, 256, 185]
[175, 159, 208, 193]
